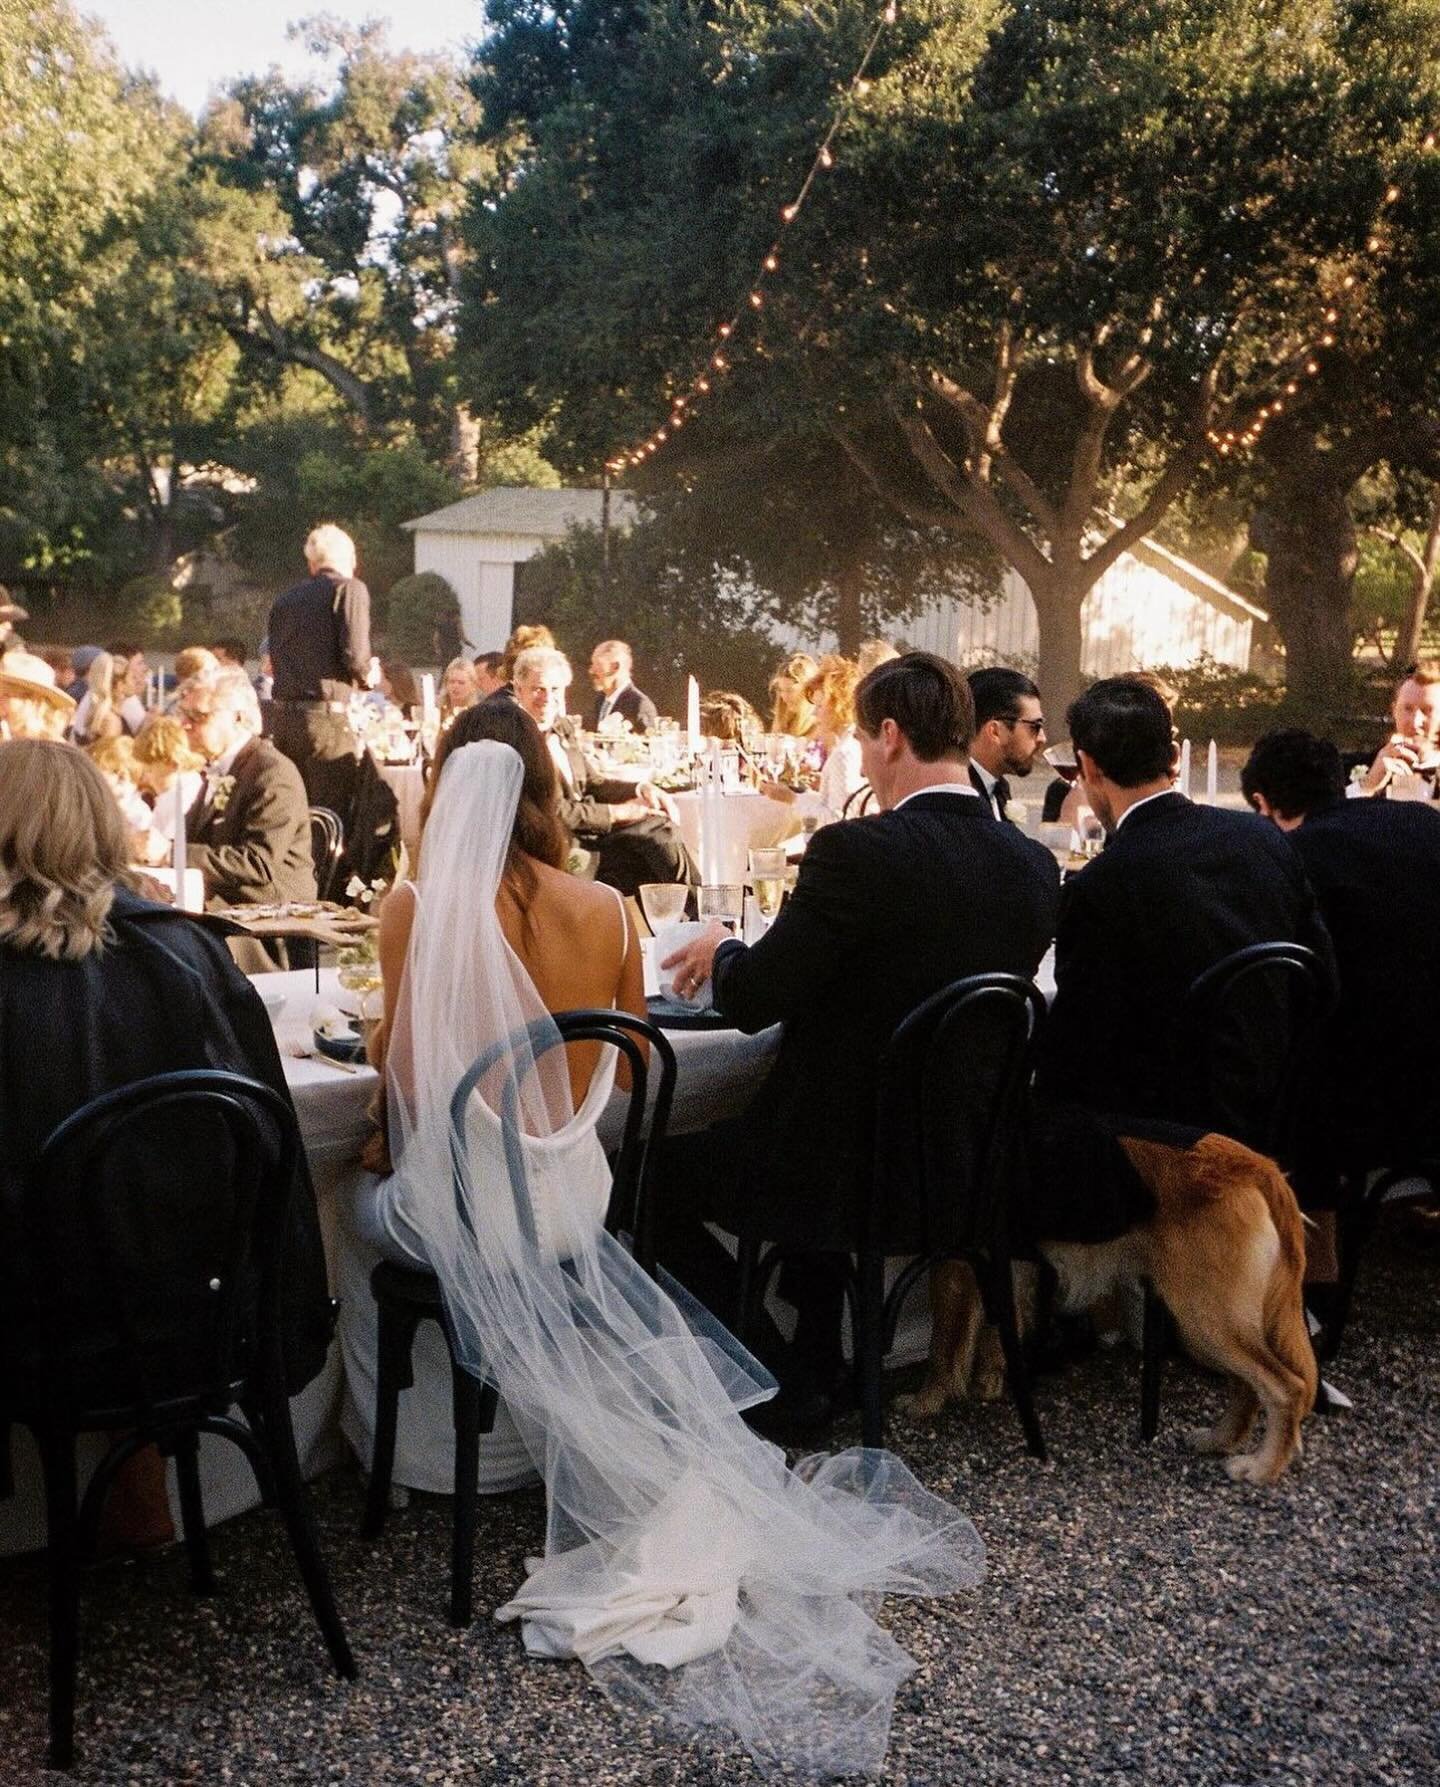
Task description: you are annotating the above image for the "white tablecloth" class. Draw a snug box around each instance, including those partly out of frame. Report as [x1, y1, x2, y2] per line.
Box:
[671, 790, 799, 885]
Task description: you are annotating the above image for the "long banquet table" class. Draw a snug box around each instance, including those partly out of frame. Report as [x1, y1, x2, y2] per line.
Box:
[0, 968, 782, 1555]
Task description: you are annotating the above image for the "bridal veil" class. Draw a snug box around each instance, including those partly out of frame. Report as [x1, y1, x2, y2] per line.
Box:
[385, 739, 985, 1778]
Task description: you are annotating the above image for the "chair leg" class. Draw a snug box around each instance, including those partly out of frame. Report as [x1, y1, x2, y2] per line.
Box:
[172, 1432, 215, 1596]
[857, 1253, 886, 1450]
[1140, 1284, 1167, 1442]
[361, 1297, 420, 1541]
[1319, 1192, 1376, 1364]
[448, 1367, 497, 1629]
[262, 1381, 357, 1681]
[38, 1430, 81, 1770]
[984, 1256, 1047, 1462]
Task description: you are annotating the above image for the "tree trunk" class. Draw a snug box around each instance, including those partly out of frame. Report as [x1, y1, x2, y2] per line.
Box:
[1251, 462, 1360, 727]
[448, 403, 481, 484]
[1393, 490, 1440, 672]
[834, 560, 864, 655]
[1031, 573, 1086, 722]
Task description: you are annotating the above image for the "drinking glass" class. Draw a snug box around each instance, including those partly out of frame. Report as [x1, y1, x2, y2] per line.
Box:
[1044, 743, 1080, 785]
[698, 884, 744, 932]
[639, 882, 688, 932]
[748, 848, 787, 920]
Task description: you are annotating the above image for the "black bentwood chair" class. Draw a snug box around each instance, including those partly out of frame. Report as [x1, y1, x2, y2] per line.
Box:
[11, 1071, 356, 1772]
[736, 973, 1049, 1457]
[308, 805, 346, 903]
[361, 1011, 676, 1627]
[1137, 941, 1331, 1440]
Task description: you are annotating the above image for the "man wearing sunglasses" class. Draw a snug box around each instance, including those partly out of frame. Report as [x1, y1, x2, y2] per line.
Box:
[967, 666, 1047, 822]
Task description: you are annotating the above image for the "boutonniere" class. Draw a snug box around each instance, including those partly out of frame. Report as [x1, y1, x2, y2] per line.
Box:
[210, 774, 237, 814]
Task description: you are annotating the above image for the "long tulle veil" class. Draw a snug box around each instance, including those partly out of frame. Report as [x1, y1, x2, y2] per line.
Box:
[386, 740, 985, 1777]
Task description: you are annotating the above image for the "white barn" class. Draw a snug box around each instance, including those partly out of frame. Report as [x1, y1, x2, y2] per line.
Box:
[402, 486, 638, 651]
[905, 534, 1266, 674]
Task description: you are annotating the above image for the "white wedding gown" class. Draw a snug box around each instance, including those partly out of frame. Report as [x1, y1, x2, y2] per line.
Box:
[385, 739, 985, 1778]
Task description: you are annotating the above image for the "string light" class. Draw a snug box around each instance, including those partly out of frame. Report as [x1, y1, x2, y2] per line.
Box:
[605, 0, 900, 471]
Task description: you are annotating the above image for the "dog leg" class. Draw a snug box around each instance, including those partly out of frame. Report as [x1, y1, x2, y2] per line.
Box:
[898, 1260, 983, 1420]
[1185, 1380, 1258, 1456]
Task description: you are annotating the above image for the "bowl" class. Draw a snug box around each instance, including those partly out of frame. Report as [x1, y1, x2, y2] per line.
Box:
[313, 1026, 366, 1064]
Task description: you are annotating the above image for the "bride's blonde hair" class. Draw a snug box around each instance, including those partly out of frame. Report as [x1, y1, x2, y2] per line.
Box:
[0, 740, 136, 960]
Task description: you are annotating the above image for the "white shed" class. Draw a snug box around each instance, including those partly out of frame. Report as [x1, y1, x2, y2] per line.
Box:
[401, 486, 637, 651]
[905, 535, 1266, 675]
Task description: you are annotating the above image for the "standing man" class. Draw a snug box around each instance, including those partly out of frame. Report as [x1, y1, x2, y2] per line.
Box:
[588, 639, 658, 733]
[267, 524, 373, 814]
[966, 667, 1047, 821]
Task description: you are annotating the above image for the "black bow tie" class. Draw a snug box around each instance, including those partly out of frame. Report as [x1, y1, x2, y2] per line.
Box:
[992, 775, 1012, 817]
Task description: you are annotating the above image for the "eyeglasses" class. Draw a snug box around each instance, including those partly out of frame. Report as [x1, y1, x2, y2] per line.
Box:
[179, 707, 215, 726]
[1007, 716, 1046, 735]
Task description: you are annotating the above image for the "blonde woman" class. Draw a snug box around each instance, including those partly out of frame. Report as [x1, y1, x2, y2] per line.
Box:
[767, 651, 819, 738]
[87, 735, 155, 846]
[71, 651, 126, 746]
[762, 655, 864, 820]
[0, 740, 332, 1550]
[440, 654, 480, 723]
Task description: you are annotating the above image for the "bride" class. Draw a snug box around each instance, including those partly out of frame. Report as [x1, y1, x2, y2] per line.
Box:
[361, 700, 985, 1778]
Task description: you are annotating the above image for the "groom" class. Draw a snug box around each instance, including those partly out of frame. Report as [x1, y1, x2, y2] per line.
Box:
[659, 652, 1060, 1427]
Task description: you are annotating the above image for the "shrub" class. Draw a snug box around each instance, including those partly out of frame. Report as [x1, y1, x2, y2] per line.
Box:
[1150, 653, 1285, 745]
[382, 572, 462, 666]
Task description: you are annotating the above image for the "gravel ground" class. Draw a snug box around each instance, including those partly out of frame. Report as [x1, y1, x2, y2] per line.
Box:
[2, 1217, 1436, 1787]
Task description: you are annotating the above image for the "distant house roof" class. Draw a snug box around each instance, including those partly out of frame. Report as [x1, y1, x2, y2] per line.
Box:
[1119, 530, 1268, 625]
[402, 486, 639, 537]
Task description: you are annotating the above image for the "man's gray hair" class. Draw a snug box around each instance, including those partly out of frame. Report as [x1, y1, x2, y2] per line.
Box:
[595, 639, 632, 669]
[200, 666, 262, 733]
[513, 646, 572, 686]
[304, 523, 357, 577]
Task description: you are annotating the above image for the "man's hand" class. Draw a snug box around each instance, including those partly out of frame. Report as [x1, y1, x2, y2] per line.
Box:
[1362, 736, 1423, 794]
[661, 922, 732, 1000]
[636, 780, 680, 823]
[610, 798, 651, 826]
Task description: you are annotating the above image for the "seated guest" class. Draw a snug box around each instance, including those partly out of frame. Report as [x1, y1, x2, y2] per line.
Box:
[967, 667, 1048, 822]
[0, 740, 332, 1547]
[210, 637, 250, 670]
[176, 667, 317, 913]
[1038, 678, 1334, 1139]
[856, 639, 900, 676]
[105, 640, 150, 734]
[0, 650, 75, 741]
[700, 690, 762, 743]
[71, 650, 128, 746]
[380, 660, 419, 711]
[763, 656, 865, 819]
[86, 735, 155, 847]
[496, 623, 556, 693]
[440, 655, 480, 724]
[1242, 727, 1440, 1187]
[473, 650, 507, 697]
[1352, 659, 1440, 798]
[64, 644, 102, 704]
[588, 639, 658, 733]
[660, 652, 1060, 1420]
[513, 646, 696, 896]
[768, 652, 819, 738]
[131, 713, 206, 841]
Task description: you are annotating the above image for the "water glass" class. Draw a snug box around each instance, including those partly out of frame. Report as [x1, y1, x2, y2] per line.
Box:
[748, 848, 787, 920]
[639, 882, 688, 933]
[698, 884, 744, 932]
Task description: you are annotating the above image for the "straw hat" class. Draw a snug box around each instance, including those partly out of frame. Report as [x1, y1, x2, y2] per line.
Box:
[0, 649, 78, 715]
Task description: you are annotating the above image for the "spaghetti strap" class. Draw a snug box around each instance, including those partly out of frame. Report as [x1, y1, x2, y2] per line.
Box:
[602, 881, 629, 964]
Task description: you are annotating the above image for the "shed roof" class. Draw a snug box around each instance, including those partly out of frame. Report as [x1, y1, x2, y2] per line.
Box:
[402, 486, 639, 537]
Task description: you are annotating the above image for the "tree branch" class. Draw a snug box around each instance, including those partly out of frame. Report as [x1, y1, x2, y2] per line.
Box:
[829, 425, 968, 533]
[1079, 440, 1207, 592]
[927, 368, 1061, 539]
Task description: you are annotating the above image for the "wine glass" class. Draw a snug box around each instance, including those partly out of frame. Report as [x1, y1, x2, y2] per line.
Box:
[1044, 742, 1080, 785]
[748, 848, 787, 921]
[698, 884, 744, 932]
[639, 882, 688, 933]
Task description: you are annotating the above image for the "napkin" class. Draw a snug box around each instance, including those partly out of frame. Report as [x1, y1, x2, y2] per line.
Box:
[650, 920, 712, 1009]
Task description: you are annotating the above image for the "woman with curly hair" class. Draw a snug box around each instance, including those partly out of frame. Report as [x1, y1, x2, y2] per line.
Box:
[767, 652, 818, 738]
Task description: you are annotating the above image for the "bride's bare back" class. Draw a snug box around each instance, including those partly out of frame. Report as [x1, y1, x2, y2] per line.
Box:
[374, 861, 646, 1107]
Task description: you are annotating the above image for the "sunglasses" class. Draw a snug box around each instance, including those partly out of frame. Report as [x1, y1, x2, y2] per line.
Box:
[1007, 716, 1046, 735]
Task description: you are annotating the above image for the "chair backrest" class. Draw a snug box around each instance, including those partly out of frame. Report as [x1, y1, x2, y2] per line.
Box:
[18, 1071, 301, 1428]
[309, 805, 345, 900]
[1174, 941, 1330, 1159]
[842, 782, 875, 818]
[871, 972, 1046, 1256]
[447, 1011, 676, 1268]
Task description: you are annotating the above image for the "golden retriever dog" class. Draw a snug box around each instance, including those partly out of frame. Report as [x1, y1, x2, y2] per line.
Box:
[900, 1133, 1318, 1484]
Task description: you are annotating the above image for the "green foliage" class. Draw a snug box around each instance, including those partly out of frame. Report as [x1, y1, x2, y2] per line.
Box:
[515, 522, 782, 712]
[1152, 653, 1286, 745]
[382, 571, 463, 666]
[112, 573, 185, 641]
